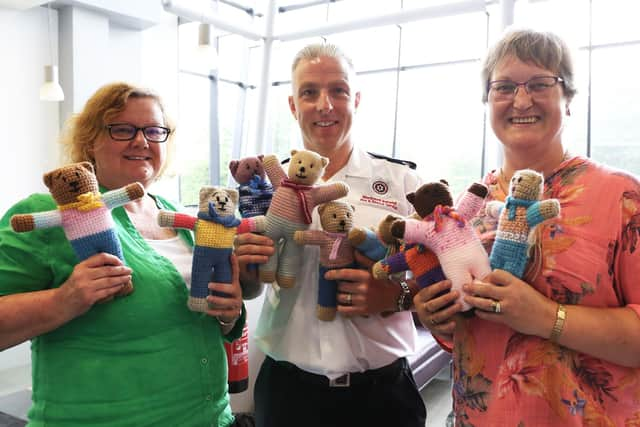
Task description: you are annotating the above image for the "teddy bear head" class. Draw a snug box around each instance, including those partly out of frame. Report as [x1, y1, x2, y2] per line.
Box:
[228, 155, 265, 185]
[509, 169, 543, 201]
[406, 180, 453, 218]
[198, 186, 239, 218]
[317, 201, 355, 233]
[43, 161, 99, 205]
[377, 213, 403, 245]
[287, 149, 329, 186]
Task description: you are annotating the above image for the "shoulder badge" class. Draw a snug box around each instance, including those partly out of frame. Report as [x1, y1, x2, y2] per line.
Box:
[367, 152, 417, 170]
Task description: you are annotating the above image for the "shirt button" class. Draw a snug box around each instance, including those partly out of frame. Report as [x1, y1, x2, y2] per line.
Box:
[205, 394, 212, 401]
[201, 358, 208, 365]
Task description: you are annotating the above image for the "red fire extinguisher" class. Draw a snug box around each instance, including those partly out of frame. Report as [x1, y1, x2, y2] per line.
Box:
[225, 322, 249, 393]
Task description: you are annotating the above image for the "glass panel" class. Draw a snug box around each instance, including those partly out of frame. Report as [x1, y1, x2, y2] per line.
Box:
[590, 44, 640, 175]
[177, 72, 211, 206]
[592, 0, 640, 45]
[266, 83, 303, 160]
[328, 25, 400, 71]
[352, 71, 397, 157]
[396, 62, 485, 196]
[218, 82, 243, 186]
[401, 11, 487, 66]
[513, 0, 589, 48]
[562, 49, 588, 158]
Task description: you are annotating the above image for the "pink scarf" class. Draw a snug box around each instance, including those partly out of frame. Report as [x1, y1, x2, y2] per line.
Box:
[281, 179, 314, 224]
[427, 205, 465, 232]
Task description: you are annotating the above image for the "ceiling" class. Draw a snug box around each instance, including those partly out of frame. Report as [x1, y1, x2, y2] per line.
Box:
[0, 1, 48, 10]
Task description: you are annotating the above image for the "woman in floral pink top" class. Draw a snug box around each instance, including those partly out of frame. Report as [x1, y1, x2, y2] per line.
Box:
[414, 28, 640, 426]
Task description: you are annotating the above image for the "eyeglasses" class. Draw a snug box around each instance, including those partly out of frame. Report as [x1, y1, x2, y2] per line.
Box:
[488, 76, 564, 102]
[105, 123, 171, 143]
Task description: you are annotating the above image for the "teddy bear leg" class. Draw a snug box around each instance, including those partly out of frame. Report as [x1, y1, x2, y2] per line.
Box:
[316, 267, 337, 321]
[276, 274, 296, 289]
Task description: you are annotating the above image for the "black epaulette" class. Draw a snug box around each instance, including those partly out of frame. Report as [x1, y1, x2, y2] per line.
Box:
[367, 152, 417, 170]
[280, 157, 290, 165]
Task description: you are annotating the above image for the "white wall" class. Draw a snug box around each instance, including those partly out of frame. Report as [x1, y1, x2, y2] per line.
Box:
[0, 1, 179, 386]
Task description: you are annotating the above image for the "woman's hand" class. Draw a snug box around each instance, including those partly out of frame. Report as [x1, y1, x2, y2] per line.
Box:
[57, 252, 132, 318]
[207, 254, 244, 328]
[463, 269, 556, 337]
[414, 280, 461, 341]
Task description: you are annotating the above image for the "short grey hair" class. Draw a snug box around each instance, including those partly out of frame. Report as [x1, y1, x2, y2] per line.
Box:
[291, 43, 356, 75]
[481, 28, 577, 103]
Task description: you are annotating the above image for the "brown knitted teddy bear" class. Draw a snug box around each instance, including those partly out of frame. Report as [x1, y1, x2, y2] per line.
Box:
[11, 162, 143, 299]
[294, 201, 356, 321]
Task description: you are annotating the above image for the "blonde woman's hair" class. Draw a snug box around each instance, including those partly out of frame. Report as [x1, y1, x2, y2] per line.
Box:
[60, 82, 176, 179]
[481, 28, 577, 103]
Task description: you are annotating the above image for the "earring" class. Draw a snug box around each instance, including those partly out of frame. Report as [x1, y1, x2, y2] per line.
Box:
[565, 106, 571, 116]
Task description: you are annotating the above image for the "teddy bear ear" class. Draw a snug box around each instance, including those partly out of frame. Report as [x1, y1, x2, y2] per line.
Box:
[77, 161, 94, 174]
[228, 189, 239, 204]
[43, 171, 55, 188]
[229, 160, 239, 175]
[291, 149, 298, 157]
[318, 203, 327, 216]
[406, 192, 416, 204]
[439, 179, 449, 187]
[257, 154, 264, 161]
[320, 156, 329, 168]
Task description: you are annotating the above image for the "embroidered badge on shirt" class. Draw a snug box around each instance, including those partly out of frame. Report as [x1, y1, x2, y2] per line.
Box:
[371, 180, 389, 195]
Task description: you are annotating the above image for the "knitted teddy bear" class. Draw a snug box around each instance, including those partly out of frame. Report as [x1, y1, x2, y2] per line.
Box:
[294, 201, 357, 321]
[228, 155, 273, 219]
[157, 186, 264, 313]
[390, 180, 491, 312]
[485, 169, 560, 278]
[259, 149, 349, 289]
[10, 161, 143, 299]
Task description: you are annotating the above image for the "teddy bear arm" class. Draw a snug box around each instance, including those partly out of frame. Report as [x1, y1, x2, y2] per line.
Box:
[10, 214, 36, 232]
[390, 220, 406, 240]
[485, 200, 505, 219]
[456, 189, 487, 220]
[313, 182, 349, 205]
[11, 210, 61, 232]
[262, 156, 285, 189]
[237, 215, 266, 234]
[294, 230, 325, 245]
[158, 211, 197, 230]
[102, 183, 144, 209]
[527, 199, 560, 226]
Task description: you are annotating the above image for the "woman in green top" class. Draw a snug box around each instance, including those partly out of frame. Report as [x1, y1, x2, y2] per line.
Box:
[0, 82, 246, 427]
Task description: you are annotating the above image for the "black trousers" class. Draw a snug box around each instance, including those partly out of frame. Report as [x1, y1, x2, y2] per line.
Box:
[254, 356, 427, 427]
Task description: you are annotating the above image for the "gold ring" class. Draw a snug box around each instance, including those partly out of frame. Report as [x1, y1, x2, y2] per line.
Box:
[345, 293, 352, 306]
[491, 300, 501, 314]
[430, 318, 438, 326]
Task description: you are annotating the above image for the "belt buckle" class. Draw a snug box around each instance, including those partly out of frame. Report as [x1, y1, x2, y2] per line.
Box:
[329, 373, 350, 387]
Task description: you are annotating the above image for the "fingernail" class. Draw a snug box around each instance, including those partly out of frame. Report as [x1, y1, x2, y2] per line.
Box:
[472, 279, 483, 285]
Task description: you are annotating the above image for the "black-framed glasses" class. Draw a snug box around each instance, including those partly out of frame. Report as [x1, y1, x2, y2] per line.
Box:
[488, 76, 564, 101]
[105, 123, 171, 143]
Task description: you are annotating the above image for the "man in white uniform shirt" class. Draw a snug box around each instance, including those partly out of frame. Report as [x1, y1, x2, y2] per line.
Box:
[235, 43, 427, 427]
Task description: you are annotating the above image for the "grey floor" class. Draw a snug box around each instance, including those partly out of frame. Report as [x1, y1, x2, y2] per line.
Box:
[421, 375, 453, 427]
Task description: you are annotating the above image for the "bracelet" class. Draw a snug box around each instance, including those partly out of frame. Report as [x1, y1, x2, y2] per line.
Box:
[549, 304, 566, 343]
[396, 281, 412, 312]
[217, 315, 239, 327]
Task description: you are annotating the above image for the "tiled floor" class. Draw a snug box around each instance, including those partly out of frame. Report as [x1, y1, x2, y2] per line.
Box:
[421, 367, 453, 427]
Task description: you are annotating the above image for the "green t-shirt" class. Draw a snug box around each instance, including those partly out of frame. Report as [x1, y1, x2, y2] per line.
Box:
[0, 192, 245, 427]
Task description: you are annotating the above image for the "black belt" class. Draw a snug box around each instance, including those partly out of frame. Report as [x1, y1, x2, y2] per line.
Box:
[270, 357, 407, 388]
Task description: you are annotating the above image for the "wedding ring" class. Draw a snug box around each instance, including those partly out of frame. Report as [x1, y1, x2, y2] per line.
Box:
[345, 293, 352, 306]
[430, 317, 438, 326]
[491, 300, 502, 314]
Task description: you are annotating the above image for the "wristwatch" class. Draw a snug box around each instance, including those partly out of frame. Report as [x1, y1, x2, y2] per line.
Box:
[396, 281, 412, 312]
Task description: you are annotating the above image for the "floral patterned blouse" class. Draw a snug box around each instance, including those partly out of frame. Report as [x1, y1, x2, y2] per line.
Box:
[451, 156, 640, 426]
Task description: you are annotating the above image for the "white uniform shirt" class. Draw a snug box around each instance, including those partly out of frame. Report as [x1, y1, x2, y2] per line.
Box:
[254, 147, 423, 378]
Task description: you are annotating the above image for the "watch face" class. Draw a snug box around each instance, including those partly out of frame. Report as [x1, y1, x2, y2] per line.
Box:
[398, 281, 411, 311]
